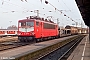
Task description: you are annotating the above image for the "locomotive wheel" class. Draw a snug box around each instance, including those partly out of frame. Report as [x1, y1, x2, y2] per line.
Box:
[19, 39, 22, 42]
[20, 39, 22, 42]
[23, 40, 25, 42]
[55, 36, 58, 39]
[36, 39, 38, 43]
[36, 39, 39, 43]
[27, 40, 30, 42]
[40, 38, 43, 42]
[21, 39, 24, 42]
[25, 39, 27, 42]
[26, 39, 29, 42]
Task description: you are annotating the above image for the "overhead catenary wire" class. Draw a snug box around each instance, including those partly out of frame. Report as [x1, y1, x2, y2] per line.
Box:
[1, 0, 56, 20]
[1, 0, 42, 11]
[61, 0, 78, 19]
[0, 0, 46, 14]
[39, 2, 75, 25]
[0, 0, 77, 22]
[45, 0, 77, 24]
[1, 0, 28, 10]
[59, 0, 83, 26]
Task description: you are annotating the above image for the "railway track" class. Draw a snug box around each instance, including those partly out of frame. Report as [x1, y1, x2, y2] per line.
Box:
[0, 41, 34, 51]
[0, 35, 85, 56]
[36, 35, 85, 60]
[0, 36, 18, 43]
[0, 35, 75, 51]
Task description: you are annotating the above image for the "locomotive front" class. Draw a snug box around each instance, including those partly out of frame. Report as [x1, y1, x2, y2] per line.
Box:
[18, 20, 35, 42]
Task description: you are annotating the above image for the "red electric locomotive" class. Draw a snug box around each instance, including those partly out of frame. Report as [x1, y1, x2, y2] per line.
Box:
[18, 16, 59, 42]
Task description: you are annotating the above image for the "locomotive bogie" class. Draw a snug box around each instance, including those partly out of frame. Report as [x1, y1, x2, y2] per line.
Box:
[18, 36, 35, 42]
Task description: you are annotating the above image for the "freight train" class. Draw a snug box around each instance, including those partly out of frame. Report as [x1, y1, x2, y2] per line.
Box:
[18, 16, 88, 42]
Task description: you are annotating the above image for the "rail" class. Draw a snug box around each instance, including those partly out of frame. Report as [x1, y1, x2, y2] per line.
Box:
[36, 35, 85, 60]
[0, 41, 34, 51]
[14, 35, 86, 60]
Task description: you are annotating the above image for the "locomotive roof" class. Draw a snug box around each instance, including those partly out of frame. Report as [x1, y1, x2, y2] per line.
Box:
[19, 19, 57, 25]
[18, 19, 34, 22]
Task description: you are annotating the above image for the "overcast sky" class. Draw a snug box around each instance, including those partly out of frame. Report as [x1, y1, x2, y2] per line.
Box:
[0, 0, 87, 28]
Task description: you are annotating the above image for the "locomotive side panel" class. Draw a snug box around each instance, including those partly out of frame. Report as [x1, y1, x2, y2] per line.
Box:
[34, 21, 42, 38]
[42, 22, 58, 38]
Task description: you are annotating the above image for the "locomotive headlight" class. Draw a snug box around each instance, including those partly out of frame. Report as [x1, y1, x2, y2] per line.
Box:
[26, 33, 29, 35]
[31, 32, 35, 35]
[18, 33, 21, 35]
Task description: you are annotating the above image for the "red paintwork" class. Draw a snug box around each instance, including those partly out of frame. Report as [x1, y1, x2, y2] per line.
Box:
[7, 31, 15, 34]
[0, 30, 17, 35]
[0, 31, 5, 34]
[18, 19, 58, 38]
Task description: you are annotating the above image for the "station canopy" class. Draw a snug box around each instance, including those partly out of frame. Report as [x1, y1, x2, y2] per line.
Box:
[75, 0, 90, 27]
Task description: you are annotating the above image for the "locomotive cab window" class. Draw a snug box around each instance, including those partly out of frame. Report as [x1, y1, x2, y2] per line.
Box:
[36, 21, 39, 26]
[27, 22, 34, 27]
[21, 22, 26, 26]
[19, 21, 34, 27]
[19, 22, 26, 27]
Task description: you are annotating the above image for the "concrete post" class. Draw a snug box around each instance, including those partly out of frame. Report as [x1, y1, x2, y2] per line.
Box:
[89, 27, 90, 44]
[34, 10, 39, 17]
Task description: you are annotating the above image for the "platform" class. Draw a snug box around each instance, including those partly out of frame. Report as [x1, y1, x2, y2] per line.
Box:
[0, 35, 77, 60]
[68, 35, 90, 60]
